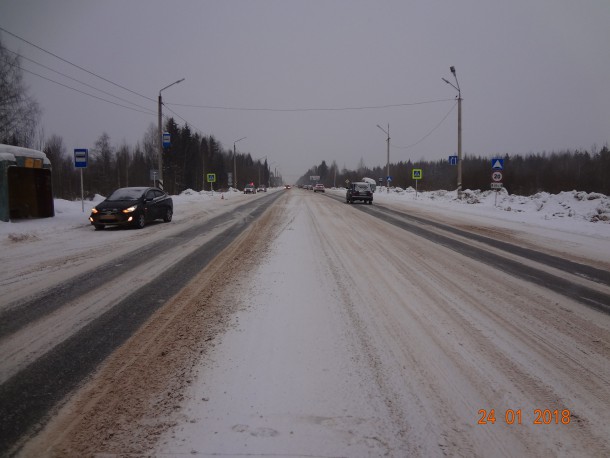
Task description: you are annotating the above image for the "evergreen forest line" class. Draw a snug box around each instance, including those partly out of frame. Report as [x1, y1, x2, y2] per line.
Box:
[298, 147, 610, 196]
[45, 116, 610, 200]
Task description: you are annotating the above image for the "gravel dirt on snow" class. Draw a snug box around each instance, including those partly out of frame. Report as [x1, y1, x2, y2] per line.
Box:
[9, 188, 610, 457]
[151, 191, 609, 457]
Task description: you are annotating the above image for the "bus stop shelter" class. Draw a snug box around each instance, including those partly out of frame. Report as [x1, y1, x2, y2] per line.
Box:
[0, 144, 54, 222]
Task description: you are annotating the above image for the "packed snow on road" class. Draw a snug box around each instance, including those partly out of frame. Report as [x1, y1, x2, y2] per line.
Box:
[2, 187, 610, 457]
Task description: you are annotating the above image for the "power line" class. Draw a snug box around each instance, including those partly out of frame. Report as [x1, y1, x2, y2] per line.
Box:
[7, 59, 156, 116]
[165, 98, 455, 112]
[3, 47, 156, 115]
[391, 101, 457, 150]
[0, 26, 154, 103]
[162, 103, 207, 138]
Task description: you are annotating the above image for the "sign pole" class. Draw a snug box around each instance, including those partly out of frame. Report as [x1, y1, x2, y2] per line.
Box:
[80, 168, 84, 212]
[74, 148, 88, 212]
[411, 168, 423, 198]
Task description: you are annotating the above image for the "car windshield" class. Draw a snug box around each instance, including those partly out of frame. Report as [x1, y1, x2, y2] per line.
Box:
[107, 188, 145, 201]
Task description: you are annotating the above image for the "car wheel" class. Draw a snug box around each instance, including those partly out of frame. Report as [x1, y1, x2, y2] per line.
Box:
[135, 213, 146, 229]
[163, 208, 173, 222]
[94, 224, 105, 230]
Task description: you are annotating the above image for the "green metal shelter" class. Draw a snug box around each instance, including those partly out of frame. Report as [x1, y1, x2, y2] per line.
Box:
[0, 144, 54, 222]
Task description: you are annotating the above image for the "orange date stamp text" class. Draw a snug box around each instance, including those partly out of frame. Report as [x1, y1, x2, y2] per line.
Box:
[477, 409, 571, 425]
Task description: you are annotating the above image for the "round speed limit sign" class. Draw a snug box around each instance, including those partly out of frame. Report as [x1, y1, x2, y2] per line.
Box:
[492, 171, 503, 182]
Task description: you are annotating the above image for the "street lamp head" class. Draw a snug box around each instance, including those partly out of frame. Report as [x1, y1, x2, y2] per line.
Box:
[160, 77, 185, 94]
[450, 66, 456, 75]
[442, 77, 451, 85]
[376, 124, 389, 136]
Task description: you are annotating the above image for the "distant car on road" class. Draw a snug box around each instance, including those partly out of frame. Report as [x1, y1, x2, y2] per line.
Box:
[346, 182, 373, 204]
[244, 184, 256, 194]
[89, 187, 173, 230]
[257, 185, 267, 192]
[313, 183, 325, 193]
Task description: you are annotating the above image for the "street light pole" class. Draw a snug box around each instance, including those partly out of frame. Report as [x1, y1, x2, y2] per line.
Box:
[255, 155, 267, 188]
[158, 78, 185, 190]
[233, 137, 246, 190]
[443, 66, 462, 197]
[377, 124, 390, 193]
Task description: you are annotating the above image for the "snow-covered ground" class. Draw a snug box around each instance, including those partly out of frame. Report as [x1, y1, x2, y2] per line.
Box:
[2, 187, 608, 249]
[6, 185, 608, 285]
[151, 187, 610, 457]
[4, 187, 610, 457]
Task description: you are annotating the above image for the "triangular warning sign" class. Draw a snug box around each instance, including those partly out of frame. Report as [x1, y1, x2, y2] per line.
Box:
[492, 159, 503, 170]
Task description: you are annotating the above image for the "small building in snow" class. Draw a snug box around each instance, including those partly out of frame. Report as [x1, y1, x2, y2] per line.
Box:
[0, 144, 54, 222]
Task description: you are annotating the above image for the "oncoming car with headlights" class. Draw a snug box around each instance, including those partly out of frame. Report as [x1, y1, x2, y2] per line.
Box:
[89, 187, 173, 230]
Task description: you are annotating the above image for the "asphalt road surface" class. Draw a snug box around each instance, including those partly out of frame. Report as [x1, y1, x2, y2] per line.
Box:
[3, 189, 610, 457]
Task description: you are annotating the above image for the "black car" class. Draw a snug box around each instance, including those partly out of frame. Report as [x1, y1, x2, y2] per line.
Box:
[89, 187, 173, 230]
[346, 182, 373, 204]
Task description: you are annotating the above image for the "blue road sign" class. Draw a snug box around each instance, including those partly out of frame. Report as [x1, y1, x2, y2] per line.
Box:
[387, 176, 392, 182]
[491, 158, 504, 170]
[163, 132, 171, 148]
[74, 149, 88, 168]
[449, 155, 458, 165]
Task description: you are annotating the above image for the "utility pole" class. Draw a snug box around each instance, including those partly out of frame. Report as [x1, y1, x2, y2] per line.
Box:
[158, 78, 185, 190]
[233, 137, 246, 190]
[443, 66, 462, 197]
[377, 124, 390, 193]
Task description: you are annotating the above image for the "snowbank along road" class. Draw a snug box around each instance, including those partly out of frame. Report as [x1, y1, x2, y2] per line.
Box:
[2, 188, 610, 457]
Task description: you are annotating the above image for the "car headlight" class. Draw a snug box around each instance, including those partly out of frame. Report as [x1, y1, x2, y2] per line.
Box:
[122, 205, 137, 213]
[91, 208, 99, 214]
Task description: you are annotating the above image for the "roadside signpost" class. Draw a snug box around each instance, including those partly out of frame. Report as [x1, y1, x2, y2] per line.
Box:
[491, 158, 505, 206]
[162, 132, 171, 148]
[207, 173, 216, 191]
[412, 168, 422, 197]
[491, 158, 504, 170]
[74, 149, 88, 212]
[449, 155, 458, 166]
[74, 149, 88, 168]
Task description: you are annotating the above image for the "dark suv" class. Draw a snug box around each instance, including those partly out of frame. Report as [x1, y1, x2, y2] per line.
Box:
[346, 182, 373, 204]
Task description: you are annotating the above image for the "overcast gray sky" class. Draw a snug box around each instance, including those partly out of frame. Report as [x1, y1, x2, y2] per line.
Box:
[1, 0, 609, 183]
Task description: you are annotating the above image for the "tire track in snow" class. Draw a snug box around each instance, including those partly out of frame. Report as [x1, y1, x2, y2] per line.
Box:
[308, 192, 610, 456]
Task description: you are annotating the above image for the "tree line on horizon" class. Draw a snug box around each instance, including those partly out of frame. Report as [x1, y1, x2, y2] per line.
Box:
[1, 38, 275, 199]
[39, 123, 275, 199]
[298, 146, 610, 196]
[2, 38, 608, 198]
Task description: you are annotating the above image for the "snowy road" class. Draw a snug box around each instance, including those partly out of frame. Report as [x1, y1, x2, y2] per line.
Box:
[8, 189, 610, 457]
